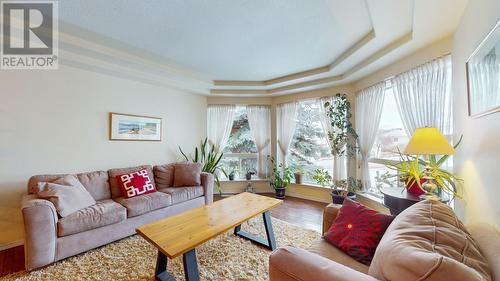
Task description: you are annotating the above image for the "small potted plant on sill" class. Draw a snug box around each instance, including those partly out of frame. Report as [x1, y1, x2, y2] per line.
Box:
[268, 156, 293, 199]
[228, 170, 237, 181]
[294, 168, 304, 184]
[331, 177, 360, 204]
[245, 169, 255, 180]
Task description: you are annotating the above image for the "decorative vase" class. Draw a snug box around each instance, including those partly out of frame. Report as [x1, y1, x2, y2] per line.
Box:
[331, 190, 356, 204]
[406, 179, 426, 196]
[275, 187, 286, 199]
[294, 173, 303, 184]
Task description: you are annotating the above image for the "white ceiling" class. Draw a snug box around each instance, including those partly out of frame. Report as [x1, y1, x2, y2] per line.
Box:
[57, 0, 469, 95]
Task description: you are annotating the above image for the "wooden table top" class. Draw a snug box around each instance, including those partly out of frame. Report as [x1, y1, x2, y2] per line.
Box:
[136, 192, 283, 258]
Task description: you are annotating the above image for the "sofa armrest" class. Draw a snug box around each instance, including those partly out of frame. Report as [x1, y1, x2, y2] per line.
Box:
[269, 246, 378, 281]
[21, 194, 58, 270]
[200, 172, 214, 205]
[322, 203, 342, 234]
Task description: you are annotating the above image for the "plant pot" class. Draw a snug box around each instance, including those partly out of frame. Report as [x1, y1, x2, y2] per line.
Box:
[406, 179, 425, 196]
[228, 174, 235, 181]
[294, 173, 303, 184]
[275, 187, 286, 199]
[245, 173, 252, 180]
[331, 190, 356, 204]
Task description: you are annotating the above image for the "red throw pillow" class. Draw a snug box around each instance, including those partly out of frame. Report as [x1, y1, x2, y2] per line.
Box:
[116, 169, 156, 198]
[324, 198, 394, 265]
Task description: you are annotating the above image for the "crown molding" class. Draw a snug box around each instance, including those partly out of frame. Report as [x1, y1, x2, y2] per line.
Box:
[210, 31, 412, 96]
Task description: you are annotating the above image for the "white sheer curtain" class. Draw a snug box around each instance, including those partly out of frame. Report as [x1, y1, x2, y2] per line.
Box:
[317, 96, 347, 181]
[207, 105, 236, 152]
[355, 82, 386, 190]
[469, 52, 500, 115]
[247, 105, 271, 178]
[391, 55, 452, 136]
[277, 102, 298, 163]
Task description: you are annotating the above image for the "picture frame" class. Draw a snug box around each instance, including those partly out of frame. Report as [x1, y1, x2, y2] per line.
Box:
[109, 112, 162, 141]
[466, 19, 500, 118]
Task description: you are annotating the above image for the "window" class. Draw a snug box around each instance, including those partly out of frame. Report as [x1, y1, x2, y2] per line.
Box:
[219, 106, 259, 179]
[286, 99, 332, 184]
[368, 84, 453, 197]
[367, 86, 409, 196]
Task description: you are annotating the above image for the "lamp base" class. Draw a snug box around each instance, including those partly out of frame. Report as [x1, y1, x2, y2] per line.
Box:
[418, 193, 440, 200]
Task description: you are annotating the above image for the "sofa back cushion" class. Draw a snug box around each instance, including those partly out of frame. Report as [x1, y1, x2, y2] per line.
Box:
[37, 175, 96, 217]
[368, 200, 492, 281]
[108, 165, 155, 198]
[28, 170, 110, 201]
[173, 163, 202, 187]
[154, 163, 175, 189]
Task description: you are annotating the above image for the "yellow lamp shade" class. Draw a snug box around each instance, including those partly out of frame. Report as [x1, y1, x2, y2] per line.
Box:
[404, 127, 455, 155]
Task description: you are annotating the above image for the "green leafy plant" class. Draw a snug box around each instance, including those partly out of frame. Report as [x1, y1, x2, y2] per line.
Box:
[380, 135, 464, 199]
[312, 168, 332, 188]
[323, 93, 360, 194]
[268, 156, 293, 189]
[179, 138, 226, 194]
[324, 93, 358, 158]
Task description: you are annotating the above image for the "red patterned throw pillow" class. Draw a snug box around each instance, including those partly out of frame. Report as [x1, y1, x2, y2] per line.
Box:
[116, 169, 156, 198]
[324, 198, 394, 265]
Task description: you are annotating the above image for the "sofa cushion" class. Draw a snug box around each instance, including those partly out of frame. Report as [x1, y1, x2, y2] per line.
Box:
[468, 223, 500, 281]
[324, 198, 394, 265]
[28, 170, 109, 200]
[37, 175, 97, 217]
[108, 165, 156, 198]
[116, 169, 156, 198]
[76, 171, 110, 201]
[57, 199, 126, 237]
[173, 163, 202, 187]
[159, 186, 204, 205]
[368, 200, 492, 281]
[114, 192, 172, 217]
[308, 238, 369, 274]
[154, 163, 175, 189]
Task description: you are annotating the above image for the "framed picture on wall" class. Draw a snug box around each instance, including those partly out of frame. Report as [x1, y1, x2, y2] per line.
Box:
[466, 19, 500, 118]
[109, 113, 162, 141]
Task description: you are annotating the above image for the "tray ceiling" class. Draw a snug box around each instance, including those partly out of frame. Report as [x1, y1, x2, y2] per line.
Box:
[56, 0, 468, 96]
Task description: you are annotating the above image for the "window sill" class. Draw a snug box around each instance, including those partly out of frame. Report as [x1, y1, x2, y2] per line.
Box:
[220, 178, 269, 183]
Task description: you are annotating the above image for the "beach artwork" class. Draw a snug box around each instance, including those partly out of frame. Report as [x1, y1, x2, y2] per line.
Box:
[109, 113, 162, 141]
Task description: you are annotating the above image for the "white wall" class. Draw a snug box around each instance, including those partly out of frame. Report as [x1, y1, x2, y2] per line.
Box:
[0, 65, 207, 247]
[452, 0, 500, 227]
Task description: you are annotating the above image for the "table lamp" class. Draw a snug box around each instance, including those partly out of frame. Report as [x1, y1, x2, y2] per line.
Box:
[403, 127, 455, 199]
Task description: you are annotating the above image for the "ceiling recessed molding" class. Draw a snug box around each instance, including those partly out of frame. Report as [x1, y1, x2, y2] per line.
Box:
[210, 30, 413, 96]
[213, 29, 376, 87]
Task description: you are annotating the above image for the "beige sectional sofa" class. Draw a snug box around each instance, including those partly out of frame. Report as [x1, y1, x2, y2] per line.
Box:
[22, 164, 214, 271]
[270, 200, 500, 281]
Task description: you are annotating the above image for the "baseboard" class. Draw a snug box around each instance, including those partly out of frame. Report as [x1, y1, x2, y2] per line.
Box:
[0, 239, 24, 251]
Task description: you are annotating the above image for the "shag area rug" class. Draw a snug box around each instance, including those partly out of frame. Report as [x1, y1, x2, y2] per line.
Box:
[2, 217, 319, 281]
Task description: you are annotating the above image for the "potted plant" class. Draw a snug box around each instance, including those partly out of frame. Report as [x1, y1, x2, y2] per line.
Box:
[380, 136, 463, 199]
[179, 138, 227, 194]
[228, 170, 237, 181]
[245, 169, 255, 180]
[268, 156, 293, 199]
[331, 178, 360, 204]
[294, 169, 304, 184]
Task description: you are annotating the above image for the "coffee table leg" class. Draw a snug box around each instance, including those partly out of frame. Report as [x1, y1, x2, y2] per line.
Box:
[183, 249, 200, 281]
[155, 250, 176, 281]
[234, 210, 277, 251]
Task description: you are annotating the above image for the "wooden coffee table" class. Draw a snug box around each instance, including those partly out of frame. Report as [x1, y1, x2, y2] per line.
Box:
[136, 192, 283, 281]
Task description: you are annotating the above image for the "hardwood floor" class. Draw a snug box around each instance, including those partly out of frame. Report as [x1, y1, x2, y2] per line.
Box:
[215, 193, 328, 232]
[0, 193, 327, 277]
